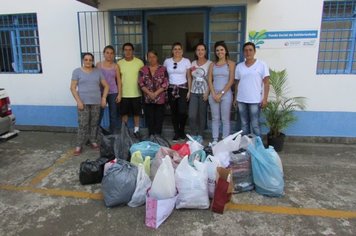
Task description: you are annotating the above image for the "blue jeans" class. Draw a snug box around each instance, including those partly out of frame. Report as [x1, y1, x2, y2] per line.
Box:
[99, 93, 119, 134]
[238, 102, 261, 137]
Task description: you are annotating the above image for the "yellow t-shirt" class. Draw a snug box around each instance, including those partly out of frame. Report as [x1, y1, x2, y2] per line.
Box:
[118, 57, 144, 98]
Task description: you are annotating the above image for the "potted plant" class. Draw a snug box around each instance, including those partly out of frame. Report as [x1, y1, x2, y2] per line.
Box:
[263, 69, 306, 152]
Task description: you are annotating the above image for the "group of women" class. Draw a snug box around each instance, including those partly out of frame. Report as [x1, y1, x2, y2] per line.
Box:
[70, 40, 267, 155]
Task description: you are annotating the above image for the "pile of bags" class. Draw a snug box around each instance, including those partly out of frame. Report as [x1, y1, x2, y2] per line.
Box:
[79, 125, 285, 229]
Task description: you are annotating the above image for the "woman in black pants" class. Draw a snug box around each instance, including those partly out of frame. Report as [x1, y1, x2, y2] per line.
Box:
[138, 50, 169, 136]
[163, 42, 192, 142]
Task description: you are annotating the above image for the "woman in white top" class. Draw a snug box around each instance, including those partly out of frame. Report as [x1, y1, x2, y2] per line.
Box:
[234, 42, 270, 136]
[163, 42, 192, 142]
[189, 43, 212, 140]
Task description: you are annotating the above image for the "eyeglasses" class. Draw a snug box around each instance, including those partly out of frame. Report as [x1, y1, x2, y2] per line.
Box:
[173, 62, 177, 69]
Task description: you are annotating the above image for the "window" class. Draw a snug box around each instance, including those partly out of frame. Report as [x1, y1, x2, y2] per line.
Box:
[317, 1, 356, 74]
[209, 7, 246, 62]
[0, 13, 42, 73]
[111, 11, 143, 60]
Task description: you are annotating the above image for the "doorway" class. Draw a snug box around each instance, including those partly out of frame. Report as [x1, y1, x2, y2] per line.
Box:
[146, 12, 205, 63]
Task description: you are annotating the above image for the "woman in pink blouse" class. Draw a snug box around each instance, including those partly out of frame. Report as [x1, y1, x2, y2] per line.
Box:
[138, 50, 169, 136]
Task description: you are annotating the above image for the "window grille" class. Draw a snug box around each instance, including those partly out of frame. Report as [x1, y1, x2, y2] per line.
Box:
[317, 1, 356, 74]
[0, 13, 42, 73]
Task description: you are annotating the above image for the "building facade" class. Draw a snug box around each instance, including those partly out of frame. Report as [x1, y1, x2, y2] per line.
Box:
[1, 0, 355, 137]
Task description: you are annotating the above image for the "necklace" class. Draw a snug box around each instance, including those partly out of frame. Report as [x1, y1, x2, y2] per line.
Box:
[197, 59, 207, 67]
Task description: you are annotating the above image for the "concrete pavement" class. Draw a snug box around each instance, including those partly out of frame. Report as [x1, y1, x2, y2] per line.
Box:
[0, 131, 356, 236]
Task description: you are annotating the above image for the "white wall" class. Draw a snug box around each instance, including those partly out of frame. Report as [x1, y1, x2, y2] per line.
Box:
[246, 0, 356, 112]
[0, 0, 97, 106]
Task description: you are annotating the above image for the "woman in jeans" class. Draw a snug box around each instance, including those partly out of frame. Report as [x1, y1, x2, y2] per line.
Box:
[234, 42, 270, 136]
[138, 50, 169, 136]
[163, 42, 192, 142]
[96, 45, 122, 134]
[189, 43, 212, 140]
[208, 41, 235, 145]
[70, 53, 109, 155]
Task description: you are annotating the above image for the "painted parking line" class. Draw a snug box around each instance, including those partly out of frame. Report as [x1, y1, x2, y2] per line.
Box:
[28, 149, 74, 186]
[225, 202, 356, 219]
[1, 183, 356, 219]
[0, 184, 103, 200]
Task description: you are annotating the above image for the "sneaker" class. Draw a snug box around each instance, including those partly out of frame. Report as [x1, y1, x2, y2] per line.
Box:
[74, 147, 82, 156]
[90, 143, 99, 150]
[172, 134, 180, 142]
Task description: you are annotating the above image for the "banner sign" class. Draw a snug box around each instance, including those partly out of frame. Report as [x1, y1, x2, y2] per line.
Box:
[249, 30, 318, 48]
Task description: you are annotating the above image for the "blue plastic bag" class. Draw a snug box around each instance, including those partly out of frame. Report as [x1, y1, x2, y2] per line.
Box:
[248, 137, 284, 197]
[129, 141, 161, 160]
[188, 149, 207, 167]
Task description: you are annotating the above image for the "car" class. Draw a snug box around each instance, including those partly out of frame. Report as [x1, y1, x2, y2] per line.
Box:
[0, 88, 19, 141]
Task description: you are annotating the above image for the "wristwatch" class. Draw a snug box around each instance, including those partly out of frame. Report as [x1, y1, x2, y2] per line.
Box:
[220, 90, 225, 95]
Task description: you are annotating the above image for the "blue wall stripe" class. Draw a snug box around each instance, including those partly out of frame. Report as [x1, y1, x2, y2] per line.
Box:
[12, 105, 79, 127]
[283, 111, 356, 137]
[11, 105, 356, 137]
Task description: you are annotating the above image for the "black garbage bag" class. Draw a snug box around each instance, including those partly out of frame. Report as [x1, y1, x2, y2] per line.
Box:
[114, 122, 140, 161]
[102, 159, 138, 207]
[99, 126, 111, 136]
[79, 157, 109, 185]
[100, 134, 119, 160]
[147, 134, 170, 148]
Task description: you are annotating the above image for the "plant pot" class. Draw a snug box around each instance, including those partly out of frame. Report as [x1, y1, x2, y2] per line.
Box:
[267, 132, 286, 152]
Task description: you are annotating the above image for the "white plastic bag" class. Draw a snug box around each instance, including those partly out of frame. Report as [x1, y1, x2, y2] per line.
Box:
[205, 155, 221, 198]
[150, 156, 176, 199]
[212, 131, 243, 155]
[145, 190, 177, 229]
[128, 164, 152, 207]
[175, 157, 209, 209]
[186, 134, 204, 153]
[214, 151, 231, 168]
[239, 134, 255, 150]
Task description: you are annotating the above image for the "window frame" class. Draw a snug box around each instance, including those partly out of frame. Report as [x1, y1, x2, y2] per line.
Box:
[0, 13, 42, 74]
[317, 1, 356, 74]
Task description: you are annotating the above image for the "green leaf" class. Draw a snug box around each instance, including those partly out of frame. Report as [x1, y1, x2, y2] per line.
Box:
[262, 69, 307, 136]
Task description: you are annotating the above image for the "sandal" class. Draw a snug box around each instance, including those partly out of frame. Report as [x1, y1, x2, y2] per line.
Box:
[90, 143, 99, 150]
[74, 147, 82, 156]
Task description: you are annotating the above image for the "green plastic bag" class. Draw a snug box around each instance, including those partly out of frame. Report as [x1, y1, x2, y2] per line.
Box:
[131, 151, 150, 176]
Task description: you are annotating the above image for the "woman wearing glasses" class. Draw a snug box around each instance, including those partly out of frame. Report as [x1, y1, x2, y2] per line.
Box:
[163, 42, 192, 142]
[208, 41, 235, 145]
[189, 43, 212, 141]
